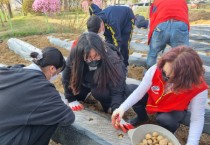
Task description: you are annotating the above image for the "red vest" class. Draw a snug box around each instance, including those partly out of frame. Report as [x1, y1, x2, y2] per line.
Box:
[146, 68, 208, 114]
[148, 0, 189, 44]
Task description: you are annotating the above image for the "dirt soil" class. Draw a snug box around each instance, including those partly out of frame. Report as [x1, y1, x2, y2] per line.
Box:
[1, 10, 210, 145]
[189, 10, 210, 23]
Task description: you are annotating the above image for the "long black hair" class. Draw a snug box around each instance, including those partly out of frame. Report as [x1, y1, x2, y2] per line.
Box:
[70, 32, 122, 95]
[30, 47, 66, 71]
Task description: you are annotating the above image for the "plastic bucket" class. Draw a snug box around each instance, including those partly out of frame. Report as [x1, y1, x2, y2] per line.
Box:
[128, 124, 181, 145]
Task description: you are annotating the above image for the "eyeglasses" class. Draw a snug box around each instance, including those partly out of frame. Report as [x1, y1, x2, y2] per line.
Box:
[84, 53, 100, 62]
[161, 70, 170, 81]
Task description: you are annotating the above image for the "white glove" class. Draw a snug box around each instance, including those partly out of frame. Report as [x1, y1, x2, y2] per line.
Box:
[111, 107, 134, 132]
[112, 107, 125, 121]
[68, 100, 84, 111]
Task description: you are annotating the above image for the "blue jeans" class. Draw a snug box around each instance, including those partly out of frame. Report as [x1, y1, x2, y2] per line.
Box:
[146, 20, 189, 68]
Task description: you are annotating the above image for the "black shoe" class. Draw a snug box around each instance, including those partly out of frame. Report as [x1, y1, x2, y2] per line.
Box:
[128, 116, 149, 127]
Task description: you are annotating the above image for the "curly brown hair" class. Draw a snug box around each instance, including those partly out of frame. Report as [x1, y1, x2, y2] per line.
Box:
[157, 46, 205, 91]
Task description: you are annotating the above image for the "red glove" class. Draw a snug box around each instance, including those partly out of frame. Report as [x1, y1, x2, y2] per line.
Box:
[68, 100, 84, 111]
[112, 115, 134, 133]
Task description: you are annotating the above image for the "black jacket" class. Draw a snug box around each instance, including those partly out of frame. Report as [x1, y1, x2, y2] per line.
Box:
[0, 66, 75, 145]
[89, 3, 102, 15]
[96, 6, 135, 48]
[62, 43, 127, 111]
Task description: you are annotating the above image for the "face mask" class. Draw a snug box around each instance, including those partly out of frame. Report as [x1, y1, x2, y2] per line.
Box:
[161, 70, 170, 82]
[98, 31, 104, 36]
[86, 60, 102, 68]
[50, 74, 58, 83]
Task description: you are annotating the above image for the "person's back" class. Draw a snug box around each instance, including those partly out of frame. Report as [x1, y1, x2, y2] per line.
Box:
[135, 14, 145, 22]
[148, 0, 189, 43]
[87, 0, 102, 15]
[150, 0, 188, 22]
[0, 47, 75, 145]
[89, 3, 102, 15]
[96, 6, 135, 67]
[97, 6, 133, 30]
[146, 0, 189, 69]
[135, 14, 148, 29]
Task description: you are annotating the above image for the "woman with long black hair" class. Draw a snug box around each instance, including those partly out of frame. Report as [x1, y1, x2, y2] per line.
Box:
[62, 32, 137, 132]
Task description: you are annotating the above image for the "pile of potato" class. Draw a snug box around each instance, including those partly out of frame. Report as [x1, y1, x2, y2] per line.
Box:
[137, 132, 173, 145]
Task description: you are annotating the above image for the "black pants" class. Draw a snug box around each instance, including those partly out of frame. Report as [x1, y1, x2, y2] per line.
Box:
[133, 94, 187, 133]
[120, 18, 134, 67]
[105, 16, 134, 67]
[27, 125, 58, 145]
[76, 84, 138, 113]
[156, 110, 187, 133]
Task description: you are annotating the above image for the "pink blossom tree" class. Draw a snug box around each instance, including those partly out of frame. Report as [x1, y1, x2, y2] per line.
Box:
[81, 1, 89, 12]
[32, 0, 61, 15]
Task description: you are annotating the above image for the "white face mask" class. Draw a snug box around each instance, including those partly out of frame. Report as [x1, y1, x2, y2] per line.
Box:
[49, 74, 58, 83]
[98, 31, 104, 36]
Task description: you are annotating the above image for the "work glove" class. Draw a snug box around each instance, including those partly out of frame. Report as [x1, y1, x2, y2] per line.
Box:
[112, 107, 125, 122]
[68, 100, 84, 111]
[113, 118, 134, 133]
[112, 107, 134, 133]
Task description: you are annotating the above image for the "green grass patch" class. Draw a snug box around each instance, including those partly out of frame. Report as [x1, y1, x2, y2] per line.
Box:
[133, 6, 150, 19]
[0, 11, 88, 39]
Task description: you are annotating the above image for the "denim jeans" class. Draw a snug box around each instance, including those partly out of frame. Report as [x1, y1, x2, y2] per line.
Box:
[146, 20, 189, 68]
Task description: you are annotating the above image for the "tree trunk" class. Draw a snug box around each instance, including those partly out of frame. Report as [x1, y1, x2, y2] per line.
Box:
[103, 0, 107, 8]
[0, 5, 8, 22]
[60, 0, 63, 10]
[68, 0, 71, 10]
[78, 0, 82, 9]
[7, 2, 13, 18]
[0, 10, 5, 27]
[64, 0, 68, 11]
[113, 0, 116, 5]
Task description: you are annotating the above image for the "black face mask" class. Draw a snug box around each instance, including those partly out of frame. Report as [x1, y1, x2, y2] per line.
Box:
[161, 70, 170, 82]
[86, 60, 102, 67]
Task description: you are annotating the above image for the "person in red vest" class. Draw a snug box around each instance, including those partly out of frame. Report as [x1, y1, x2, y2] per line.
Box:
[112, 46, 208, 145]
[146, 0, 189, 69]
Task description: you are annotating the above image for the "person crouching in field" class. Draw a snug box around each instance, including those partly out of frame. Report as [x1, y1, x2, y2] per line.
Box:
[112, 46, 208, 145]
[62, 32, 140, 132]
[0, 47, 75, 145]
